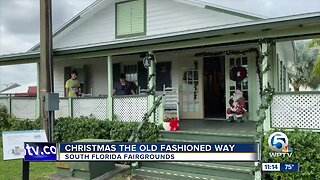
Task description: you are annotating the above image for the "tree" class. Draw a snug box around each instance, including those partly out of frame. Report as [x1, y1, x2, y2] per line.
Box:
[308, 39, 320, 76]
[289, 40, 320, 91]
[307, 39, 320, 48]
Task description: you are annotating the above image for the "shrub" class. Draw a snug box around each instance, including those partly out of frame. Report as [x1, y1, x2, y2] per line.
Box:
[9, 118, 40, 131]
[53, 117, 161, 143]
[138, 122, 162, 142]
[262, 130, 320, 179]
[0, 105, 40, 132]
[0, 105, 10, 131]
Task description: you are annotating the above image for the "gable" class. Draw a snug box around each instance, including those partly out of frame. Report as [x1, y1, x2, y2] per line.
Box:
[147, 0, 252, 36]
[52, 0, 258, 50]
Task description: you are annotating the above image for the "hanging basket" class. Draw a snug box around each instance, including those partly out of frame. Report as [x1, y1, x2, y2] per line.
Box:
[230, 66, 247, 82]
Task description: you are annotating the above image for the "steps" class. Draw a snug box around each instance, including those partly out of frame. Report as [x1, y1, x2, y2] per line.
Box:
[133, 167, 238, 180]
[132, 130, 256, 180]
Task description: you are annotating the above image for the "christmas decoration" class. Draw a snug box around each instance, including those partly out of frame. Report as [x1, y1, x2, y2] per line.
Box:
[163, 116, 179, 131]
[169, 117, 179, 131]
[255, 38, 276, 141]
[226, 90, 247, 122]
[230, 66, 247, 82]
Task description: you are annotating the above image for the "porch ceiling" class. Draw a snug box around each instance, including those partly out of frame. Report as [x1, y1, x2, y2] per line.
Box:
[1, 12, 320, 65]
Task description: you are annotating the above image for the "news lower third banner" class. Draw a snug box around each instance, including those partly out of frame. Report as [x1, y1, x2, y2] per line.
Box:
[25, 142, 259, 161]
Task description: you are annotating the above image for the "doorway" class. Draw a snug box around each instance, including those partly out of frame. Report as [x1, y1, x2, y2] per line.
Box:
[204, 56, 226, 118]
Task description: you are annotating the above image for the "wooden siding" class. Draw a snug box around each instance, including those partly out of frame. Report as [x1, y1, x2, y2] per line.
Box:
[53, 0, 251, 49]
[147, 0, 249, 36]
[54, 3, 115, 49]
[54, 59, 108, 97]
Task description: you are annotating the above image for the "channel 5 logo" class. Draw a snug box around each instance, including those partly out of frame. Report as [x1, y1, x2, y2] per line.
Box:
[268, 132, 293, 158]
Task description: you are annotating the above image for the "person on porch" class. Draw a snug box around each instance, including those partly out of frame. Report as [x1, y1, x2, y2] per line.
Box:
[226, 89, 247, 122]
[65, 70, 81, 97]
[112, 73, 136, 96]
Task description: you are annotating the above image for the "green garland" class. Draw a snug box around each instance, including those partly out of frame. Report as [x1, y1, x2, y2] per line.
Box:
[195, 38, 276, 139]
[195, 48, 258, 57]
[146, 72, 156, 95]
[148, 73, 155, 82]
[255, 39, 275, 140]
[195, 39, 276, 175]
[193, 61, 199, 100]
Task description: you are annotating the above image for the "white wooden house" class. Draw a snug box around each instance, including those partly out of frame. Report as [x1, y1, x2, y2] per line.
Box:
[0, 0, 319, 127]
[0, 1, 320, 178]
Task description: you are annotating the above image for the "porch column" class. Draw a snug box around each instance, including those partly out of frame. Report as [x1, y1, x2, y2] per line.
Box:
[261, 43, 274, 131]
[107, 55, 113, 120]
[148, 51, 155, 122]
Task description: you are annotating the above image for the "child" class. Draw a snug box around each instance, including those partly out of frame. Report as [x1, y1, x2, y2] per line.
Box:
[65, 70, 81, 97]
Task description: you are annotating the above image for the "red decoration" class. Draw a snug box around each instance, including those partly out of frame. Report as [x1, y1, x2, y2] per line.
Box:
[230, 66, 247, 82]
[169, 117, 179, 131]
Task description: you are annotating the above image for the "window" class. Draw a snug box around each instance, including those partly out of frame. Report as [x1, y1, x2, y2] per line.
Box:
[124, 64, 138, 82]
[229, 57, 249, 112]
[116, 0, 145, 38]
[156, 62, 172, 91]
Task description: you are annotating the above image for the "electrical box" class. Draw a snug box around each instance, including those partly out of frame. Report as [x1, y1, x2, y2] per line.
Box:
[56, 139, 115, 179]
[45, 92, 59, 111]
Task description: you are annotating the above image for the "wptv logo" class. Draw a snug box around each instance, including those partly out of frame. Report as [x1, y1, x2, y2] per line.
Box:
[268, 132, 293, 158]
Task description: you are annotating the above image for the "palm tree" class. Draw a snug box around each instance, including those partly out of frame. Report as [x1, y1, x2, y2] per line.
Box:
[289, 40, 320, 91]
[308, 39, 320, 76]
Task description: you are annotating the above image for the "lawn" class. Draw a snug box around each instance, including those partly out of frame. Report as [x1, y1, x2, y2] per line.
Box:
[0, 136, 56, 180]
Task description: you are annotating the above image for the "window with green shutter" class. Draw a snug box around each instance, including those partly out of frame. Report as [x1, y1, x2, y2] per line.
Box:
[116, 0, 146, 38]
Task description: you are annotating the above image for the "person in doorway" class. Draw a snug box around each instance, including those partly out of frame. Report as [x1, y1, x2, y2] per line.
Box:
[226, 89, 247, 122]
[112, 73, 136, 96]
[65, 70, 81, 97]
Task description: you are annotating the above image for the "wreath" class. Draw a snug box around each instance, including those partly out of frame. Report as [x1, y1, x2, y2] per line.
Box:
[230, 66, 247, 82]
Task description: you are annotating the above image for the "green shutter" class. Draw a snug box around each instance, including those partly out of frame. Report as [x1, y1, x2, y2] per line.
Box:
[131, 0, 144, 34]
[117, 3, 131, 36]
[116, 0, 145, 37]
[64, 67, 71, 96]
[138, 61, 148, 89]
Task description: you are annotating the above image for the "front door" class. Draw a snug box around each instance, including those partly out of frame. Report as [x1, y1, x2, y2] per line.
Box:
[225, 52, 257, 121]
[203, 56, 226, 118]
[179, 57, 203, 119]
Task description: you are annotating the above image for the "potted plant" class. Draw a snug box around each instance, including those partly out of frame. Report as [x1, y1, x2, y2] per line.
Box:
[163, 116, 179, 131]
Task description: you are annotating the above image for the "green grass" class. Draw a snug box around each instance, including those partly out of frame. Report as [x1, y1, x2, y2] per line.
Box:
[0, 136, 56, 180]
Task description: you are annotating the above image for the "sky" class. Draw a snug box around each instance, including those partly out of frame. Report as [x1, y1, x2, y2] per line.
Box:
[0, 0, 95, 89]
[0, 0, 320, 90]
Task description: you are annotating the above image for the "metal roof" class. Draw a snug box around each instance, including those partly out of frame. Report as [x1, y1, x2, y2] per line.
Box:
[1, 12, 319, 64]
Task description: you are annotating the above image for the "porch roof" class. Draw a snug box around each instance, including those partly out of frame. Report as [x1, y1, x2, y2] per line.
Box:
[0, 12, 320, 65]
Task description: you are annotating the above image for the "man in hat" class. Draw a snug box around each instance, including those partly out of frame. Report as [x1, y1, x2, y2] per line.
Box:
[112, 73, 136, 96]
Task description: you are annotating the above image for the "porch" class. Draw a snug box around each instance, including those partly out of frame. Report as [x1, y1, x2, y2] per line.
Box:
[178, 119, 256, 135]
[1, 90, 319, 130]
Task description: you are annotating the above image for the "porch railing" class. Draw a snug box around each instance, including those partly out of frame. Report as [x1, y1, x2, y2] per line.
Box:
[73, 97, 108, 119]
[0, 95, 162, 122]
[0, 97, 37, 119]
[54, 97, 108, 120]
[129, 95, 163, 142]
[113, 95, 148, 122]
[271, 91, 320, 130]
